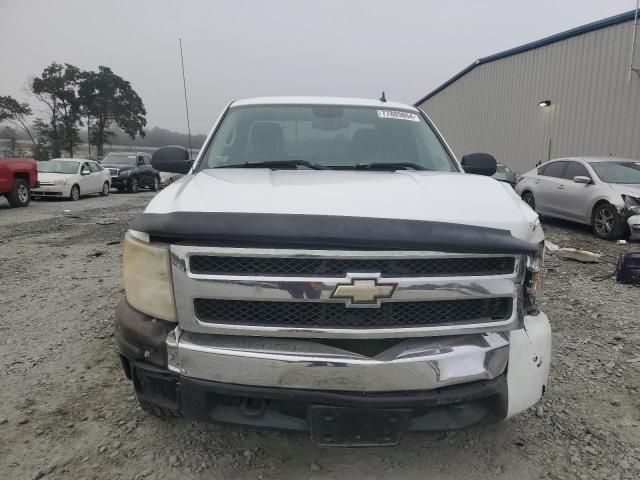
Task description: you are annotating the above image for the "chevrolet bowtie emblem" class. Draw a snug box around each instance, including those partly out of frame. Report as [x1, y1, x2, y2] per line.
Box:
[331, 274, 397, 307]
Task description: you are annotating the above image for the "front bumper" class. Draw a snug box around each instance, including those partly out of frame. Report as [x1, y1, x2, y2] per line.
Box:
[31, 184, 69, 197]
[115, 299, 551, 439]
[628, 215, 640, 241]
[110, 176, 129, 187]
[170, 330, 509, 392]
[125, 357, 507, 443]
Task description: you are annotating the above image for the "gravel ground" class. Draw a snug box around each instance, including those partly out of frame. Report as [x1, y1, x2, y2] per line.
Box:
[0, 191, 639, 480]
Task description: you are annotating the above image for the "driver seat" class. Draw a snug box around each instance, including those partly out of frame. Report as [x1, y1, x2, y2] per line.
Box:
[248, 122, 285, 161]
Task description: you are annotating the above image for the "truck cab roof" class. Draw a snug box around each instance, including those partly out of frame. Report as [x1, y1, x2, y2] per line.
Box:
[230, 96, 419, 111]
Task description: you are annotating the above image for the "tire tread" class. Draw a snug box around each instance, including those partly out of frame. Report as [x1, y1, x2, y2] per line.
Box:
[137, 397, 180, 420]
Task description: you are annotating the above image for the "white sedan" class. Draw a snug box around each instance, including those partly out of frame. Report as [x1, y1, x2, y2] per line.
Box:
[32, 158, 111, 201]
[159, 171, 183, 187]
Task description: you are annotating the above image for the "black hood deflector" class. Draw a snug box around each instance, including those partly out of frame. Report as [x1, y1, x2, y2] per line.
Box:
[131, 212, 537, 254]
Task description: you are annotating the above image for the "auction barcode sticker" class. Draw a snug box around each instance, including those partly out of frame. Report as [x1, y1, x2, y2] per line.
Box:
[377, 110, 420, 122]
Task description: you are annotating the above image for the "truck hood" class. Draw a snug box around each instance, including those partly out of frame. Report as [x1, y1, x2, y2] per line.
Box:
[144, 169, 540, 242]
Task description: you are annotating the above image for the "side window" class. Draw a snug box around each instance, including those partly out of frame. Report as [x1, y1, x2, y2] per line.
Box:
[541, 161, 567, 178]
[537, 165, 547, 175]
[88, 162, 100, 173]
[563, 161, 591, 180]
[137, 155, 145, 166]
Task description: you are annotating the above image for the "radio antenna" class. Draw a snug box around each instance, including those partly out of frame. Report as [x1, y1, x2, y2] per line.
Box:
[179, 38, 193, 158]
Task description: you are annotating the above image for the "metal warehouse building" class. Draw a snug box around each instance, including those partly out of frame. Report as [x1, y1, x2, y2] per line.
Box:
[416, 10, 640, 173]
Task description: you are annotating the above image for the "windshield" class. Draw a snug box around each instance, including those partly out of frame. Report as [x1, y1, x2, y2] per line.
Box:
[103, 154, 138, 166]
[199, 105, 457, 171]
[38, 160, 79, 174]
[589, 161, 640, 184]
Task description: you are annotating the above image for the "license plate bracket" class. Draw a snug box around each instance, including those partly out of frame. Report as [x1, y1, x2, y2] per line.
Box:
[310, 406, 410, 447]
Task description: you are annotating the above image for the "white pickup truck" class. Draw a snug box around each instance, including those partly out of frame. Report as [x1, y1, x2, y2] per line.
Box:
[115, 97, 550, 446]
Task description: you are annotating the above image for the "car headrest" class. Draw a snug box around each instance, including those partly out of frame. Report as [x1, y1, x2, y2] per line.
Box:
[250, 122, 284, 154]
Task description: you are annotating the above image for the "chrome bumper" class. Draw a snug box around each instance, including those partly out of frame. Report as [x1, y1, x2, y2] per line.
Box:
[168, 330, 509, 392]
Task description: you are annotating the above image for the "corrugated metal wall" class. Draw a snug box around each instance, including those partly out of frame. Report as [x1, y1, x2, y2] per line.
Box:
[419, 19, 640, 173]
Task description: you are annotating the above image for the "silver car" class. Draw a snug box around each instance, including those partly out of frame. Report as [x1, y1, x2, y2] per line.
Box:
[515, 156, 640, 240]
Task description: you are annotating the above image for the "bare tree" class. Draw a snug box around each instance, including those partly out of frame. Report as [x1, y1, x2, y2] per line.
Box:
[0, 95, 37, 147]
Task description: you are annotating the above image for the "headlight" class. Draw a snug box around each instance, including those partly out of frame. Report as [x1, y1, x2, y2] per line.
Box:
[123, 231, 176, 321]
[54, 178, 68, 186]
[623, 195, 640, 215]
[524, 241, 544, 310]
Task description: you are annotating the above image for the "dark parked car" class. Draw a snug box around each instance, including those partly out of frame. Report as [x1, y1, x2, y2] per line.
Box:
[102, 152, 160, 193]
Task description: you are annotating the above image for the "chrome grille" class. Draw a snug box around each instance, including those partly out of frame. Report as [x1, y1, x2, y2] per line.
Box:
[194, 298, 512, 328]
[170, 246, 524, 338]
[189, 255, 515, 277]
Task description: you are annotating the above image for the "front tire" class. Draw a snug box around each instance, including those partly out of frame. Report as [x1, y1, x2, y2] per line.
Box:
[521, 191, 535, 210]
[69, 184, 80, 201]
[150, 176, 160, 192]
[100, 182, 110, 196]
[592, 203, 624, 240]
[128, 176, 140, 193]
[7, 178, 30, 207]
[137, 396, 180, 420]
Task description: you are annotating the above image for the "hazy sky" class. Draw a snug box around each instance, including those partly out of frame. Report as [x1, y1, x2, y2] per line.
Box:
[0, 0, 633, 134]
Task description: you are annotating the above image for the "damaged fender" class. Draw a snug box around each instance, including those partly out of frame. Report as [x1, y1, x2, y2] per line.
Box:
[505, 312, 552, 419]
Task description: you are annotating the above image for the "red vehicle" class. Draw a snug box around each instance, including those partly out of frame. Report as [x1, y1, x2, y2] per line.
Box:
[0, 157, 38, 207]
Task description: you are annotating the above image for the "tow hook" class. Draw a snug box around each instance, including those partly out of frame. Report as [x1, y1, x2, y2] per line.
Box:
[240, 397, 267, 417]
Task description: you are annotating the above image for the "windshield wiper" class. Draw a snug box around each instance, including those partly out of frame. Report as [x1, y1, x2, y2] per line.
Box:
[347, 162, 427, 171]
[215, 159, 326, 170]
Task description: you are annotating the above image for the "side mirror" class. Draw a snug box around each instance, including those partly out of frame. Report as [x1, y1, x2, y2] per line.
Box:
[573, 175, 592, 184]
[460, 153, 497, 176]
[81, 168, 91, 175]
[151, 145, 193, 174]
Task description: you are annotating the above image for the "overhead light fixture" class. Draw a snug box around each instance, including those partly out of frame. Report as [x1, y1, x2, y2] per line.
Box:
[538, 100, 551, 107]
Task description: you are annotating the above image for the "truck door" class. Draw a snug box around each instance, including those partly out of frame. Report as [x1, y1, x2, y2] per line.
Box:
[143, 155, 155, 186]
[138, 155, 151, 186]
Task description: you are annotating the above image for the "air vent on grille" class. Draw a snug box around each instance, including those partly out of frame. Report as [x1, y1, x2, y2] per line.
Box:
[189, 256, 515, 277]
[194, 298, 511, 328]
